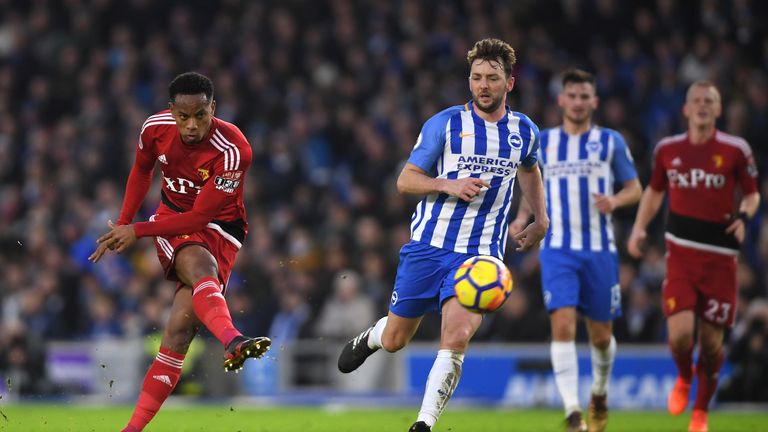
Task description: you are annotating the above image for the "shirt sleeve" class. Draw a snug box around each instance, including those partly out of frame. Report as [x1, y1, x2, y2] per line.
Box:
[610, 131, 638, 183]
[407, 114, 449, 173]
[736, 142, 759, 195]
[117, 132, 156, 225]
[648, 143, 668, 192]
[521, 122, 540, 168]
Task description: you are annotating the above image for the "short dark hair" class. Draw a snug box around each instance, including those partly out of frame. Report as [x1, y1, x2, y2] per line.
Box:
[467, 38, 516, 77]
[561, 69, 596, 87]
[168, 72, 214, 103]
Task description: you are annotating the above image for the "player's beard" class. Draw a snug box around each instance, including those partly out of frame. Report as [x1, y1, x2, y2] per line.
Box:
[564, 110, 592, 129]
[473, 92, 504, 114]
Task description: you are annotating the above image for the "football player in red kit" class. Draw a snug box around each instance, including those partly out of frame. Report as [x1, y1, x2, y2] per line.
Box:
[89, 72, 270, 432]
[628, 80, 759, 432]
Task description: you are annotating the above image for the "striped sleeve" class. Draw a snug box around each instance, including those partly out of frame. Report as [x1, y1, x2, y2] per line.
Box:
[210, 125, 252, 195]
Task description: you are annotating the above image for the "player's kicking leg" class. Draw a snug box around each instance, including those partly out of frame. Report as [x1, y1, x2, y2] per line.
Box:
[338, 313, 421, 373]
[224, 335, 271, 372]
[175, 246, 271, 372]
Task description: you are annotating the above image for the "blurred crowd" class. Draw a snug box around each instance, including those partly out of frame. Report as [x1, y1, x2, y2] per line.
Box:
[0, 0, 767, 400]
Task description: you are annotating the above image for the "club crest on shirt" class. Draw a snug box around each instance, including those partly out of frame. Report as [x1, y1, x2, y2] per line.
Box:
[507, 133, 523, 149]
[197, 168, 210, 181]
[586, 141, 602, 154]
[712, 155, 723, 169]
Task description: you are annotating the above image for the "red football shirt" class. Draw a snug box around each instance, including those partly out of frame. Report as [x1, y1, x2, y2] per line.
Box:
[650, 130, 758, 223]
[649, 130, 758, 253]
[117, 110, 252, 247]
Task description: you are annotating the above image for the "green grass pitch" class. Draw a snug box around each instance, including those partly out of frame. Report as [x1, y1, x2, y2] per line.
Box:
[1, 405, 767, 431]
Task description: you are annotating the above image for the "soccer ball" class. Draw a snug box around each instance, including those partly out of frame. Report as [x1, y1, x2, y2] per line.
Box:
[453, 255, 513, 313]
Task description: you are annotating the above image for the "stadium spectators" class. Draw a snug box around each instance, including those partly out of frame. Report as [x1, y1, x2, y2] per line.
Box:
[0, 0, 766, 400]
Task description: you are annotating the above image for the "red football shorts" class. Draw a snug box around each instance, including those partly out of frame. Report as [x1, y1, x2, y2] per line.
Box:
[663, 239, 738, 327]
[149, 211, 240, 293]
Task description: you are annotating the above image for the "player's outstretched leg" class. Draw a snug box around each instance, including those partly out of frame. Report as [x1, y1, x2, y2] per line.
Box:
[338, 321, 381, 373]
[187, 276, 271, 371]
[224, 335, 271, 372]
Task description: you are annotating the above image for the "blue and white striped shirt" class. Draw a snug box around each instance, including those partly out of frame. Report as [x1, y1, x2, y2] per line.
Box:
[407, 101, 539, 258]
[540, 126, 637, 252]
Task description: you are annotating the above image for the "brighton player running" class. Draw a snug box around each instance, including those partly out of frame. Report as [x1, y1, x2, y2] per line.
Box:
[337, 38, 549, 432]
[628, 81, 759, 432]
[512, 69, 641, 432]
[89, 72, 270, 432]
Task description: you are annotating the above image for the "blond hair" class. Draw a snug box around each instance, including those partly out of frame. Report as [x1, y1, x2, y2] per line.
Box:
[686, 80, 721, 102]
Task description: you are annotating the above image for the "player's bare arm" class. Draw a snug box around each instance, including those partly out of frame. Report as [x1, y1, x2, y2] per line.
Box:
[396, 162, 490, 202]
[725, 191, 760, 243]
[512, 164, 549, 251]
[509, 198, 531, 235]
[593, 178, 642, 214]
[628, 186, 666, 258]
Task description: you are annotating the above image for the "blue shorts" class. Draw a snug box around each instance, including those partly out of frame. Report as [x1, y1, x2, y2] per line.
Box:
[539, 248, 621, 321]
[389, 240, 473, 318]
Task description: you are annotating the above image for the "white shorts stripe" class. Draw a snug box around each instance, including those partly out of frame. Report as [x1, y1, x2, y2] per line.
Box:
[156, 237, 174, 260]
[149, 215, 175, 259]
[206, 223, 243, 249]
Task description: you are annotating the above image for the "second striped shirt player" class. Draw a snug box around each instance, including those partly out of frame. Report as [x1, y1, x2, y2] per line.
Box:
[513, 69, 642, 432]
